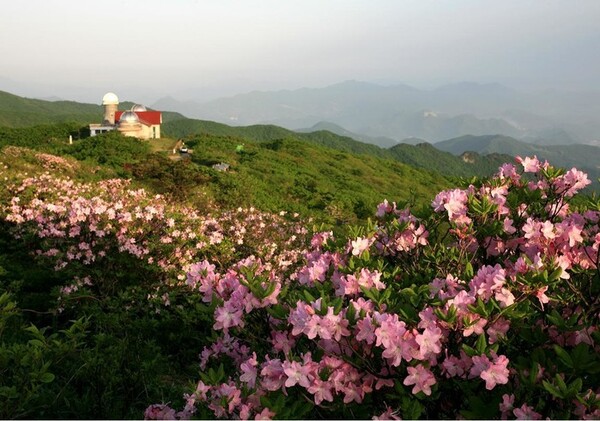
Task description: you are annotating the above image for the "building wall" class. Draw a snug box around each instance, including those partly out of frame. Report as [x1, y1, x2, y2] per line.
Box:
[103, 104, 118, 125]
[117, 123, 160, 140]
[151, 124, 161, 139]
[117, 123, 143, 138]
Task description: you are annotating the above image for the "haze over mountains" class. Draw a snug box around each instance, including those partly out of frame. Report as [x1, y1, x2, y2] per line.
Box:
[151, 80, 600, 147]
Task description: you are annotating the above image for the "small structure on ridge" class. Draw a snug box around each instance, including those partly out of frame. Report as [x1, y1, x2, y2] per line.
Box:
[89, 92, 162, 139]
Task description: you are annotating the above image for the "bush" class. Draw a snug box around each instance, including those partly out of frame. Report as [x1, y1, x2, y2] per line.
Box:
[2, 153, 599, 419]
[148, 156, 600, 420]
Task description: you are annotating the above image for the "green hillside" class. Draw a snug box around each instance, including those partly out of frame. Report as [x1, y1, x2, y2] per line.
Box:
[163, 117, 510, 178]
[0, 90, 101, 127]
[0, 90, 186, 128]
[0, 122, 450, 224]
[0, 90, 525, 183]
[388, 142, 512, 177]
[176, 133, 449, 222]
[435, 134, 600, 184]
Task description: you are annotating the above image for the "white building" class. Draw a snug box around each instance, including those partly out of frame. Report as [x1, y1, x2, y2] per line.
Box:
[89, 92, 162, 139]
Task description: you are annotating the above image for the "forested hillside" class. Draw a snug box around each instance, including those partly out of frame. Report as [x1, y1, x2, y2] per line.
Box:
[436, 134, 600, 184]
[0, 90, 186, 127]
[0, 90, 101, 127]
[163, 117, 513, 178]
[0, 122, 450, 224]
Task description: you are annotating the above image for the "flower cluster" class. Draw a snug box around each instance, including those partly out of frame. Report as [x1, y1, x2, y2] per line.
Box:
[2, 150, 598, 419]
[149, 157, 599, 420]
[1, 172, 309, 306]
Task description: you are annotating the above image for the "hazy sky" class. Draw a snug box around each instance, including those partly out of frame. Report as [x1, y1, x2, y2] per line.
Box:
[1, 0, 599, 103]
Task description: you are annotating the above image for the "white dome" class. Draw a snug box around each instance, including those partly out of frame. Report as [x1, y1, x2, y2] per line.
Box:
[102, 92, 119, 105]
[131, 104, 147, 112]
[119, 111, 139, 124]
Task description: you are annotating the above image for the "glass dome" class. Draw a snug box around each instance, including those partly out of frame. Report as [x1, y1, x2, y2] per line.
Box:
[131, 104, 147, 112]
[119, 111, 139, 123]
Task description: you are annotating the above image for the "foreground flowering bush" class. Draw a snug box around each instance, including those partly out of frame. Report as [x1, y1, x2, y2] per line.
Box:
[148, 156, 600, 420]
[2, 153, 599, 419]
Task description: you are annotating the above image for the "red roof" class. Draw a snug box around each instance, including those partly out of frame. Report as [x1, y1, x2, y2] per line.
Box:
[115, 110, 162, 125]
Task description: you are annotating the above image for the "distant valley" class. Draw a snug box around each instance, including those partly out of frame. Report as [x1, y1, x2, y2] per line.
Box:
[151, 80, 600, 147]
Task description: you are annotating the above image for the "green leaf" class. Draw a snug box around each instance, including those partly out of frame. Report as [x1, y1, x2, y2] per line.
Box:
[553, 345, 573, 368]
[216, 363, 225, 383]
[462, 343, 477, 357]
[39, 372, 55, 383]
[569, 377, 583, 395]
[465, 262, 474, 279]
[303, 290, 316, 303]
[28, 339, 45, 348]
[401, 396, 424, 419]
[346, 302, 356, 323]
[262, 282, 277, 299]
[266, 304, 288, 319]
[548, 267, 563, 282]
[543, 379, 563, 398]
[260, 395, 272, 409]
[555, 373, 568, 394]
[0, 386, 18, 399]
[475, 334, 487, 354]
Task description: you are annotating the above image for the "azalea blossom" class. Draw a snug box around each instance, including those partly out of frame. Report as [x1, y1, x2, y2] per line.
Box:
[403, 364, 436, 396]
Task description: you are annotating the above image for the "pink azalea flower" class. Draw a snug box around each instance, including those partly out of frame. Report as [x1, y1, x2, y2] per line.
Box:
[307, 379, 334, 405]
[503, 217, 517, 234]
[517, 155, 541, 173]
[498, 163, 520, 181]
[441, 354, 467, 378]
[321, 307, 351, 341]
[432, 188, 470, 223]
[213, 302, 244, 331]
[463, 315, 487, 337]
[469, 354, 491, 378]
[415, 326, 443, 359]
[487, 318, 510, 344]
[513, 403, 542, 420]
[535, 285, 550, 309]
[282, 360, 312, 388]
[342, 383, 364, 404]
[355, 314, 377, 344]
[403, 364, 436, 396]
[553, 168, 591, 197]
[469, 264, 506, 301]
[351, 236, 371, 256]
[480, 354, 510, 390]
[260, 358, 286, 391]
[239, 352, 258, 389]
[376, 199, 393, 217]
[495, 287, 515, 308]
[144, 404, 177, 420]
[254, 407, 276, 420]
[372, 406, 401, 420]
[499, 394, 515, 419]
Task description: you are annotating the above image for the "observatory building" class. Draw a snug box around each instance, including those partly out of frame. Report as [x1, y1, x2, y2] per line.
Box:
[89, 92, 162, 140]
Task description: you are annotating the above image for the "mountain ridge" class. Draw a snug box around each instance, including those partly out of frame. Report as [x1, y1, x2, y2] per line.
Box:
[149, 80, 600, 147]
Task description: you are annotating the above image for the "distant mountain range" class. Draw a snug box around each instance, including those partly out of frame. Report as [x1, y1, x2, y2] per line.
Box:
[151, 80, 600, 147]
